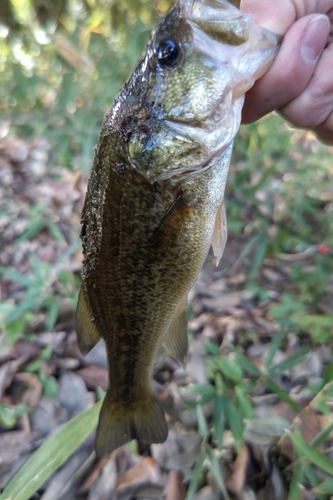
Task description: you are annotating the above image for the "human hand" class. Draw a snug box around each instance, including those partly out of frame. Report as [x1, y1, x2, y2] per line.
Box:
[240, 0, 333, 145]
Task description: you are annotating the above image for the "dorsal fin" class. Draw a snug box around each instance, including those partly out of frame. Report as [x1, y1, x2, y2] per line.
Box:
[211, 201, 227, 266]
[76, 285, 101, 355]
[162, 296, 188, 369]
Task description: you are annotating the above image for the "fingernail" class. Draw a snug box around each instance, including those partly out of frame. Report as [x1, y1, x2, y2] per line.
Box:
[301, 15, 330, 62]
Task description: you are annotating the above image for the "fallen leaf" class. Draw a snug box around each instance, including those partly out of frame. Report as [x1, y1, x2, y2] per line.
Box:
[57, 371, 93, 416]
[87, 453, 118, 500]
[11, 342, 41, 361]
[202, 290, 255, 314]
[0, 358, 25, 399]
[278, 407, 322, 464]
[166, 470, 186, 500]
[0, 430, 41, 466]
[117, 457, 162, 497]
[31, 397, 69, 433]
[226, 445, 249, 495]
[40, 445, 94, 500]
[76, 365, 108, 391]
[193, 485, 218, 500]
[12, 372, 42, 409]
[79, 454, 111, 493]
[0, 137, 30, 163]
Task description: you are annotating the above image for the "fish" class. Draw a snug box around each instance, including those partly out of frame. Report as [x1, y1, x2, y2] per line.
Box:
[76, 0, 281, 456]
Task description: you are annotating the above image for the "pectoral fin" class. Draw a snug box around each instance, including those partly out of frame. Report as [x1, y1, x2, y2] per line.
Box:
[76, 285, 101, 355]
[149, 195, 196, 258]
[163, 296, 188, 369]
[211, 201, 228, 266]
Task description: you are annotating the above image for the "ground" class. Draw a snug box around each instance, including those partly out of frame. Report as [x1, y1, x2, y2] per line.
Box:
[0, 134, 333, 500]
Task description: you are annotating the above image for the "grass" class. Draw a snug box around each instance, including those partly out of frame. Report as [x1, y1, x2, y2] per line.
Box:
[1, 0, 333, 498]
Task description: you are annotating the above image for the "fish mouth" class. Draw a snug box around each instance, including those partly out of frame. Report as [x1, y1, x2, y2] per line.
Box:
[180, 0, 282, 94]
[146, 0, 283, 185]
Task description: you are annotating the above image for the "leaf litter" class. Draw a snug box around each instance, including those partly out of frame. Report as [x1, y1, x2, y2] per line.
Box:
[0, 135, 333, 499]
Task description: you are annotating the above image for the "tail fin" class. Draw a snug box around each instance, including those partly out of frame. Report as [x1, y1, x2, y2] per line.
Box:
[95, 391, 168, 456]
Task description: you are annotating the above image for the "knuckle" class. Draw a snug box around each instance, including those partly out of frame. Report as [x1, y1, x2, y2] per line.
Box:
[313, 112, 333, 145]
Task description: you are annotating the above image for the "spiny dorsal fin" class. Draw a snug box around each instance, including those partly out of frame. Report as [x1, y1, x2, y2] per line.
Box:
[162, 296, 188, 369]
[211, 201, 227, 266]
[76, 285, 101, 355]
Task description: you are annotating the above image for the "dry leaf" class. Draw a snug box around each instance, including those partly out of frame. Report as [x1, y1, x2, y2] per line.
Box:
[166, 470, 186, 500]
[12, 372, 42, 409]
[76, 365, 109, 391]
[226, 446, 249, 495]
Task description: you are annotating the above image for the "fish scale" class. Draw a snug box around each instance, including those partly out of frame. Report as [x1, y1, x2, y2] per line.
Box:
[76, 0, 281, 456]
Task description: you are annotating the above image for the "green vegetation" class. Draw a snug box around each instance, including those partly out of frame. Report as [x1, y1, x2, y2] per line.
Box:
[1, 402, 102, 500]
[1, 0, 171, 171]
[1, 0, 333, 498]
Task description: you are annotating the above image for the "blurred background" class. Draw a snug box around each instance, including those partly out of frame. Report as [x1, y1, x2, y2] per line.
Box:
[1, 0, 172, 172]
[1, 1, 333, 499]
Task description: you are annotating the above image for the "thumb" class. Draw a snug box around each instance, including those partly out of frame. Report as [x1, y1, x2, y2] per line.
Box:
[242, 14, 331, 123]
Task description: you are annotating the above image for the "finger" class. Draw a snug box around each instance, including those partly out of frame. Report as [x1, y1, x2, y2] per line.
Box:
[313, 112, 333, 145]
[240, 0, 296, 34]
[242, 14, 331, 123]
[279, 42, 333, 142]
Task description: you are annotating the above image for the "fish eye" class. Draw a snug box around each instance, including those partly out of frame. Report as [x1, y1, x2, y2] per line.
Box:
[157, 38, 182, 67]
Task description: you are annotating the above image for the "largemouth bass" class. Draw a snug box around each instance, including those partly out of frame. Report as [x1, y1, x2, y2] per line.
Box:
[77, 0, 281, 456]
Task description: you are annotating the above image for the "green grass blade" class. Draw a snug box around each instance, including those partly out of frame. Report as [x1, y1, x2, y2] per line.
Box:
[206, 445, 230, 500]
[234, 352, 261, 377]
[0, 401, 102, 500]
[324, 362, 333, 384]
[311, 420, 333, 448]
[239, 234, 261, 259]
[204, 342, 221, 355]
[289, 429, 333, 476]
[0, 267, 33, 287]
[225, 399, 244, 451]
[218, 355, 243, 383]
[270, 347, 310, 373]
[213, 394, 226, 451]
[265, 329, 286, 369]
[15, 220, 47, 244]
[186, 448, 207, 500]
[196, 404, 209, 439]
[264, 377, 302, 413]
[288, 460, 304, 500]
[4, 291, 41, 325]
[303, 463, 319, 489]
[249, 236, 268, 279]
[313, 478, 333, 495]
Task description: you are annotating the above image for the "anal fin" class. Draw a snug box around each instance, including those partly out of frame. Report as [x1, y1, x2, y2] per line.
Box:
[162, 296, 188, 369]
[76, 285, 101, 355]
[211, 201, 227, 266]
